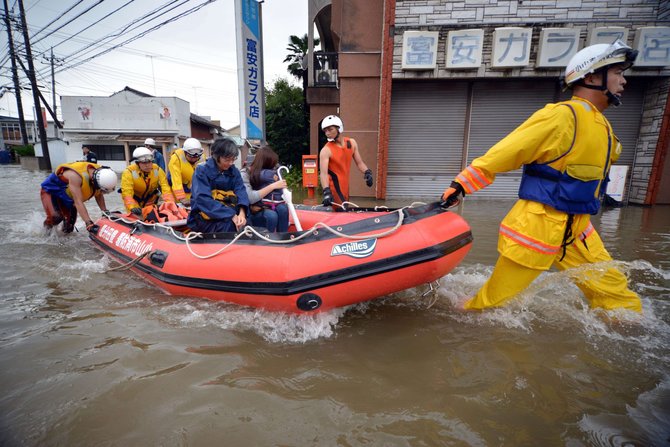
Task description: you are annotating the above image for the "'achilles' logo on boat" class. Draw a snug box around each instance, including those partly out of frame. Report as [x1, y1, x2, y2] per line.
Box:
[330, 238, 377, 258]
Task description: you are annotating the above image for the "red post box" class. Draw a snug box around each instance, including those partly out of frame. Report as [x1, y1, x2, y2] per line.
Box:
[302, 155, 318, 199]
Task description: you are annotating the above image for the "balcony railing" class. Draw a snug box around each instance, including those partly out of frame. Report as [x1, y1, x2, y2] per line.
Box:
[313, 52, 338, 87]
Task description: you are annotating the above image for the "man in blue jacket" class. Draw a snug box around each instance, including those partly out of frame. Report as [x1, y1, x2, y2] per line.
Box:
[187, 138, 249, 233]
[144, 138, 165, 171]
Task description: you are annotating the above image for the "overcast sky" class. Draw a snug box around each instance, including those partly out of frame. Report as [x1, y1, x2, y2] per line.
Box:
[0, 0, 308, 129]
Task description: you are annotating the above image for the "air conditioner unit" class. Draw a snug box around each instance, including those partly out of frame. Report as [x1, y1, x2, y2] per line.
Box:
[316, 69, 337, 84]
[317, 69, 331, 83]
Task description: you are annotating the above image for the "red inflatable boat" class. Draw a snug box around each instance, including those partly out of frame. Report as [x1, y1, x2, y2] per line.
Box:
[89, 202, 472, 313]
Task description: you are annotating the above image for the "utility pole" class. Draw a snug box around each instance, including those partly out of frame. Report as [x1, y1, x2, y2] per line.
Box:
[17, 0, 50, 170]
[17, 57, 62, 129]
[147, 55, 157, 95]
[50, 47, 57, 138]
[2, 0, 28, 145]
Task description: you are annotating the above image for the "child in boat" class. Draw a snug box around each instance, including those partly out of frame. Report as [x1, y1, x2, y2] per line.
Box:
[245, 145, 289, 232]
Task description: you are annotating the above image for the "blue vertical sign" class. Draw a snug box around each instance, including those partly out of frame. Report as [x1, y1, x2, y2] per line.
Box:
[235, 0, 265, 141]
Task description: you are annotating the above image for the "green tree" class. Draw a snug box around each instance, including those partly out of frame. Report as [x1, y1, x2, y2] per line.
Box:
[283, 33, 319, 127]
[265, 78, 308, 169]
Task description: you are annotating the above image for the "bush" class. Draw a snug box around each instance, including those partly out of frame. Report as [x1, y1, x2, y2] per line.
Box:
[282, 165, 303, 190]
[14, 144, 34, 156]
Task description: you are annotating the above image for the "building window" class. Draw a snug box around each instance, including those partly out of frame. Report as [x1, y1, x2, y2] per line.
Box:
[88, 144, 125, 160]
[2, 122, 22, 141]
[1, 122, 35, 142]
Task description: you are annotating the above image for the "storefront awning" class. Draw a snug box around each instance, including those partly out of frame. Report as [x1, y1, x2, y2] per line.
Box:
[116, 134, 177, 144]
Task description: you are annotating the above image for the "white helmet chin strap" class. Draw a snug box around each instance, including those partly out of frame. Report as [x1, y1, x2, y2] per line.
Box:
[326, 130, 340, 142]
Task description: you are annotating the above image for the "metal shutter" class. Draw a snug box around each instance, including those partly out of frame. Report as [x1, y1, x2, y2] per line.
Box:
[387, 81, 469, 198]
[467, 79, 558, 198]
[604, 81, 644, 167]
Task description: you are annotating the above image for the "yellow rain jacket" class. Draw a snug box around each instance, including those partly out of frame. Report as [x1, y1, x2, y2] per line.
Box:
[168, 149, 198, 201]
[456, 97, 619, 270]
[456, 97, 640, 312]
[121, 163, 175, 212]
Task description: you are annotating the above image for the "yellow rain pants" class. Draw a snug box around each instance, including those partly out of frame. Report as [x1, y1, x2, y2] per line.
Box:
[464, 226, 641, 312]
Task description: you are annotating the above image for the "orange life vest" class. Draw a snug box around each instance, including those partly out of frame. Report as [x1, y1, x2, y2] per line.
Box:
[325, 137, 354, 203]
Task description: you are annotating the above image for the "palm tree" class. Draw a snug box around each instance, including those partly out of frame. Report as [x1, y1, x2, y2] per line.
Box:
[283, 33, 320, 123]
[283, 33, 320, 84]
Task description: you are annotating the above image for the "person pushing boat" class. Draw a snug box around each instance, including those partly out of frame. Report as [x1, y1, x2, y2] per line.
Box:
[40, 162, 117, 234]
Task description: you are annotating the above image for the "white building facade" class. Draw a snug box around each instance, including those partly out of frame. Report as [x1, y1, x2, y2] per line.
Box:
[59, 87, 191, 172]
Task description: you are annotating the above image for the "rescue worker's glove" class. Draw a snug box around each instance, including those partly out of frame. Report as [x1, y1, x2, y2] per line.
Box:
[180, 198, 191, 207]
[86, 220, 99, 234]
[130, 207, 142, 217]
[364, 169, 373, 187]
[322, 187, 333, 207]
[440, 181, 465, 208]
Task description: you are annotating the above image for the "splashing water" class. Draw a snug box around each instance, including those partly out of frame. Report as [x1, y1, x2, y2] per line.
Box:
[155, 300, 350, 344]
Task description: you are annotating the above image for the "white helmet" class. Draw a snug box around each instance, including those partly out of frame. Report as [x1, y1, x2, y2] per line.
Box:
[321, 115, 343, 142]
[564, 39, 637, 88]
[144, 137, 156, 146]
[183, 137, 203, 157]
[93, 168, 117, 193]
[321, 115, 343, 133]
[133, 147, 154, 163]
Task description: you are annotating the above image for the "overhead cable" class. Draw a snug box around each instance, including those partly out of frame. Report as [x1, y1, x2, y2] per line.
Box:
[29, 0, 85, 40]
[58, 0, 184, 62]
[32, 0, 106, 46]
[55, 0, 219, 74]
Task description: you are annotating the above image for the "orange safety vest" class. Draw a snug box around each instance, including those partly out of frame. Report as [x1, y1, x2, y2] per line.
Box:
[56, 161, 100, 202]
[325, 137, 354, 203]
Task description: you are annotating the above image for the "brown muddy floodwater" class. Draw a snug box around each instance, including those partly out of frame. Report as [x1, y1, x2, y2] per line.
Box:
[1, 164, 669, 446]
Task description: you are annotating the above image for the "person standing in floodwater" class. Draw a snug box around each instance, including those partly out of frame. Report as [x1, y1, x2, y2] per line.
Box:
[441, 40, 642, 313]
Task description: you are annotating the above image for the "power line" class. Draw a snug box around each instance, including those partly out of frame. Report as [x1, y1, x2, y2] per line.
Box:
[3, 1, 232, 78]
[55, 0, 219, 74]
[41, 0, 136, 53]
[57, 0, 184, 62]
[29, 0, 85, 41]
[32, 0, 106, 46]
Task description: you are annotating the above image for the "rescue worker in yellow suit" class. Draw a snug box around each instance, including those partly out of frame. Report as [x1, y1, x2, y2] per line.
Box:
[121, 147, 175, 217]
[168, 137, 203, 208]
[441, 40, 642, 313]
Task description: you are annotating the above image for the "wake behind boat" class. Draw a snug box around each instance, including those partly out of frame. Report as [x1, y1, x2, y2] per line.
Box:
[89, 202, 472, 313]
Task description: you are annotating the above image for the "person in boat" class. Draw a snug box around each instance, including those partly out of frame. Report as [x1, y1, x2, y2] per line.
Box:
[187, 137, 249, 233]
[242, 145, 289, 232]
[441, 40, 641, 313]
[319, 115, 373, 210]
[168, 137, 203, 208]
[82, 146, 97, 164]
[121, 147, 175, 218]
[144, 137, 165, 171]
[40, 162, 117, 234]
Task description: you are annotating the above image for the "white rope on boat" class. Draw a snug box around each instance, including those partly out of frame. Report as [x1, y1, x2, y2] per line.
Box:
[99, 201, 430, 260]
